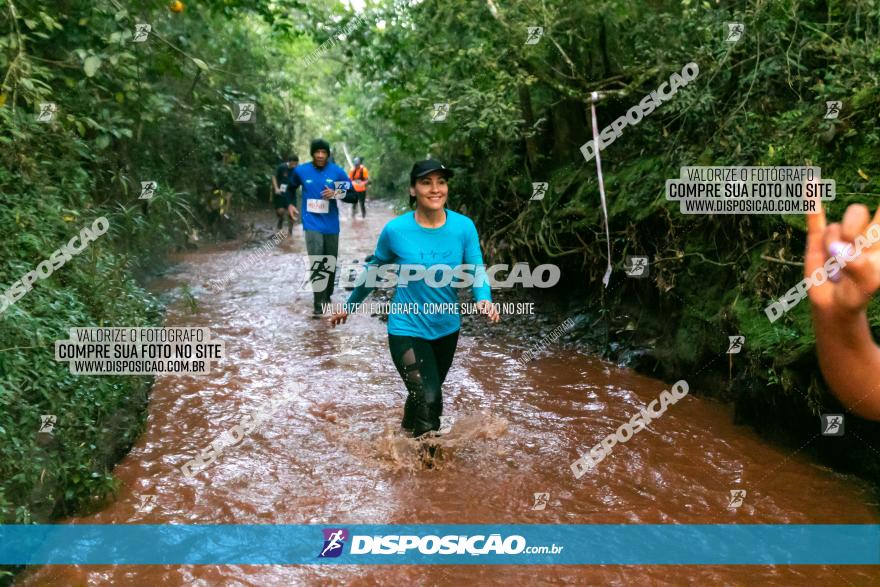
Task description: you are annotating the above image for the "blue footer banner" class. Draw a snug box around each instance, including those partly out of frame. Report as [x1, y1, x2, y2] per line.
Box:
[2, 524, 879, 565]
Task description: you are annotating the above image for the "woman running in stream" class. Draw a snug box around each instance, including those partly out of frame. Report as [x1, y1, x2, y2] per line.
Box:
[329, 159, 500, 440]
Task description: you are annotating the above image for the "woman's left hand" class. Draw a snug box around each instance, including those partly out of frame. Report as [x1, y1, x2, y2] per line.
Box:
[476, 300, 500, 323]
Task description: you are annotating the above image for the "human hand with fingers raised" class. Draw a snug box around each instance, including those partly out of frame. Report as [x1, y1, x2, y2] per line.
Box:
[805, 193, 880, 420]
[806, 198, 880, 317]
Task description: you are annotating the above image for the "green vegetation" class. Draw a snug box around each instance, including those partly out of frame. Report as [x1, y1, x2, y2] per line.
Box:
[2, 0, 880, 580]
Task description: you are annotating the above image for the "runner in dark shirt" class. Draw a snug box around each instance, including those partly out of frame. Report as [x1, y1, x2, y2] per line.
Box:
[272, 154, 299, 235]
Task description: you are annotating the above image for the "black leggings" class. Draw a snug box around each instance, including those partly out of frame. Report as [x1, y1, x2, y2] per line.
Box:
[388, 330, 459, 437]
[351, 191, 366, 217]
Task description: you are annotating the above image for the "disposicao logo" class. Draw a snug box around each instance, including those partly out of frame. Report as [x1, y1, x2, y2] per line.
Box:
[318, 528, 348, 558]
[316, 530, 563, 558]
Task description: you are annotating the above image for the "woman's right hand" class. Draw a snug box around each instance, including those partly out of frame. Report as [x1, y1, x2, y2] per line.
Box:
[328, 311, 349, 328]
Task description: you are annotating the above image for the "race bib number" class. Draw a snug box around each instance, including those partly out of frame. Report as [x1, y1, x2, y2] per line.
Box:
[307, 198, 330, 214]
[280, 184, 288, 192]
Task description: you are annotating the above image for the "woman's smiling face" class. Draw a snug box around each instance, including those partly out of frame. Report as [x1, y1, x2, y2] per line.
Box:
[410, 171, 448, 211]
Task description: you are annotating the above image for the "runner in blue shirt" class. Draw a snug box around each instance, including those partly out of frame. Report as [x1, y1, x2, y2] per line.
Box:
[287, 139, 358, 317]
[329, 159, 500, 443]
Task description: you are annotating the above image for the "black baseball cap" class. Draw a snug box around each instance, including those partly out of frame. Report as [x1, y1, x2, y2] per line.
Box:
[409, 159, 454, 185]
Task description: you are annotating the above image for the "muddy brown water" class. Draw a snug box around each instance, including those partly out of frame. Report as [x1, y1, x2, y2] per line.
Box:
[19, 203, 880, 585]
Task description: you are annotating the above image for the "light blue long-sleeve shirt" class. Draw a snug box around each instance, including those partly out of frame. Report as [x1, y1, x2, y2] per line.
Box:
[345, 209, 492, 340]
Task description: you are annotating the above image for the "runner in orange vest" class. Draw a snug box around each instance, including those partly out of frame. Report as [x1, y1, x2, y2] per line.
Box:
[349, 157, 370, 218]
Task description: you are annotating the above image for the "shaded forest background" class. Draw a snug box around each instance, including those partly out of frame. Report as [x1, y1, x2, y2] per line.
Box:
[1, 0, 880, 569]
